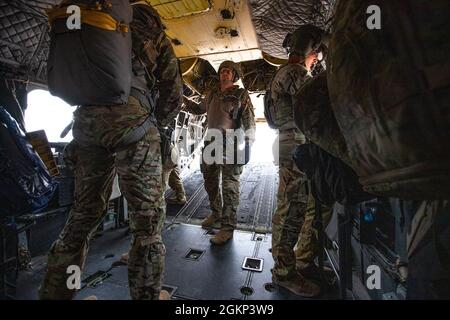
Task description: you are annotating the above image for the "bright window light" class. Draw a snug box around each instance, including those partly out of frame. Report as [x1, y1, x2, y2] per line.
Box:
[249, 94, 278, 164]
[25, 89, 75, 143]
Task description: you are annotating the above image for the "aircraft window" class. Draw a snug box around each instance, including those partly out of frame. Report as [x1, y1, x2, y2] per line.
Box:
[25, 89, 75, 143]
[249, 94, 277, 164]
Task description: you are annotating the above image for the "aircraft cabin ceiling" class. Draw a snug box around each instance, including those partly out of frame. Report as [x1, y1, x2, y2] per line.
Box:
[0, 0, 335, 85]
[249, 0, 335, 59]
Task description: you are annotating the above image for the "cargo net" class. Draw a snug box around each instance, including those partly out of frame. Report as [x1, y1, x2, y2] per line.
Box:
[0, 0, 60, 83]
[249, 0, 336, 59]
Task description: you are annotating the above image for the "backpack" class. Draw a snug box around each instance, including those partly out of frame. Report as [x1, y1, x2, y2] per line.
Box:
[47, 0, 133, 106]
[293, 142, 374, 206]
[0, 107, 57, 217]
[264, 65, 292, 130]
[263, 82, 278, 129]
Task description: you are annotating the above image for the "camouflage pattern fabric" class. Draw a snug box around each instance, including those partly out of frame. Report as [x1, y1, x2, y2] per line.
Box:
[200, 161, 243, 231]
[131, 4, 183, 127]
[269, 61, 312, 277]
[293, 71, 350, 165]
[185, 85, 256, 134]
[271, 133, 309, 277]
[39, 97, 166, 300]
[185, 81, 255, 231]
[295, 195, 332, 270]
[267, 63, 309, 133]
[162, 166, 186, 200]
[328, 0, 450, 199]
[39, 4, 183, 300]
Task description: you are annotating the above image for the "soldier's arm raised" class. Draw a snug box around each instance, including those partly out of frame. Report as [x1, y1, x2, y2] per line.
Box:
[183, 92, 208, 115]
[154, 36, 183, 127]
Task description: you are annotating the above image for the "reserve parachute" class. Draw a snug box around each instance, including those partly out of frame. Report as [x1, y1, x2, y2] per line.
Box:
[46, 0, 133, 106]
[328, 0, 450, 199]
[293, 71, 349, 164]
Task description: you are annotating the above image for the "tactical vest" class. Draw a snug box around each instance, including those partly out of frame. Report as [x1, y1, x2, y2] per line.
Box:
[223, 87, 251, 165]
[265, 64, 303, 131]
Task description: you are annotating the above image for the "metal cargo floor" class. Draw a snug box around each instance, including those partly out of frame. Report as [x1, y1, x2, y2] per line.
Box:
[17, 224, 338, 300]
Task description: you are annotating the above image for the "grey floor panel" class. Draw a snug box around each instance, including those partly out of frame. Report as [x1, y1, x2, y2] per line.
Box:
[16, 223, 337, 300]
[163, 224, 255, 300]
[14, 161, 338, 300]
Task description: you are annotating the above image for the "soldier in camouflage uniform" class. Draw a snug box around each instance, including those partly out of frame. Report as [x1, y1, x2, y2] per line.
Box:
[163, 166, 187, 205]
[185, 61, 256, 245]
[267, 25, 330, 297]
[39, 2, 183, 300]
[161, 120, 187, 205]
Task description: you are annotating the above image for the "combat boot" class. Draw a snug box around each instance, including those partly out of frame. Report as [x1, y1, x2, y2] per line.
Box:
[166, 195, 187, 205]
[298, 264, 336, 286]
[272, 271, 321, 297]
[210, 229, 233, 245]
[159, 290, 170, 300]
[120, 252, 129, 264]
[201, 214, 221, 229]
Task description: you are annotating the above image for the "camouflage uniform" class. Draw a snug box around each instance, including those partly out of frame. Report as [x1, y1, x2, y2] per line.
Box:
[294, 195, 332, 270]
[162, 165, 186, 201]
[269, 63, 315, 278]
[39, 4, 183, 300]
[187, 85, 256, 231]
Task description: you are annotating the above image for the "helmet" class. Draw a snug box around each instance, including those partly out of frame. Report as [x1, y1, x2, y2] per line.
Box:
[282, 24, 328, 57]
[218, 60, 242, 83]
[130, 0, 164, 31]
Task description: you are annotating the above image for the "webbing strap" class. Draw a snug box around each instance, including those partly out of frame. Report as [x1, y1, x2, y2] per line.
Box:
[47, 7, 129, 33]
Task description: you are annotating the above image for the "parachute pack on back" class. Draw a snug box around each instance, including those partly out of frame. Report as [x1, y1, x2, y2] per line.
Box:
[263, 79, 278, 129]
[46, 0, 133, 106]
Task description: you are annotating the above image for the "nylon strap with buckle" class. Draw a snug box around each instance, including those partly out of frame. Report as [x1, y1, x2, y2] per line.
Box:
[47, 6, 129, 33]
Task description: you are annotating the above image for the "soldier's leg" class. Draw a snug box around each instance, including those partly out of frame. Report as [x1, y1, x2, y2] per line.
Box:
[117, 127, 165, 300]
[200, 162, 222, 218]
[295, 195, 333, 270]
[294, 194, 316, 270]
[220, 164, 243, 231]
[39, 143, 115, 299]
[161, 167, 171, 192]
[271, 162, 309, 278]
[168, 166, 186, 201]
[271, 159, 320, 297]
